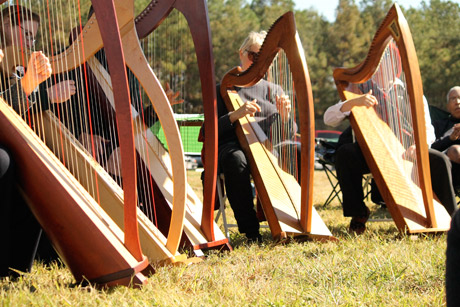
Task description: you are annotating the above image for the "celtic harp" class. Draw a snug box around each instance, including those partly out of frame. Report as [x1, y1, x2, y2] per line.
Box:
[333, 4, 451, 233]
[34, 1, 192, 263]
[220, 12, 334, 241]
[129, 0, 231, 251]
[0, 0, 150, 287]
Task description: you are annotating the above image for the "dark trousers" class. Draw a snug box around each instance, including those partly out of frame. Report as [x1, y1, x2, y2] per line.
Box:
[451, 162, 460, 189]
[335, 142, 370, 217]
[429, 149, 457, 215]
[0, 145, 57, 278]
[446, 209, 460, 306]
[335, 142, 457, 217]
[219, 142, 259, 237]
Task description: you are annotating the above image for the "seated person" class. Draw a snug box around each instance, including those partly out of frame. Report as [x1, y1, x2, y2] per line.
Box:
[0, 4, 76, 119]
[215, 31, 295, 243]
[324, 90, 457, 235]
[0, 47, 60, 278]
[0, 4, 75, 278]
[432, 86, 460, 189]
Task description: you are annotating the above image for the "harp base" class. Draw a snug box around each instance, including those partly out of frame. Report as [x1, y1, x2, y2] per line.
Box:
[192, 238, 233, 252]
[79, 256, 150, 288]
[274, 232, 338, 243]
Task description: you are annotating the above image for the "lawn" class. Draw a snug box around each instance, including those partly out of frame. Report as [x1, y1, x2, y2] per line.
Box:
[0, 170, 447, 306]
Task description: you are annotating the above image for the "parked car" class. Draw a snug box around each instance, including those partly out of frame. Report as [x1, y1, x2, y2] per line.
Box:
[314, 130, 341, 170]
[315, 130, 341, 143]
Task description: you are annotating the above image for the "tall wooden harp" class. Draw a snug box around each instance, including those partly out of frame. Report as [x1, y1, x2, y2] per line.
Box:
[41, 0, 192, 263]
[0, 0, 152, 287]
[220, 12, 334, 241]
[130, 0, 230, 251]
[333, 4, 451, 233]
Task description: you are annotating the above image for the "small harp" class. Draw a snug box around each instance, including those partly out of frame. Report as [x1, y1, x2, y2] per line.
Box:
[0, 0, 151, 286]
[220, 12, 333, 241]
[333, 4, 451, 233]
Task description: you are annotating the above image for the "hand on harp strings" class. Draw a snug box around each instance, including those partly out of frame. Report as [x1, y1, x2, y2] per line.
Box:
[47, 80, 76, 104]
[164, 82, 184, 106]
[275, 94, 291, 122]
[340, 90, 378, 113]
[229, 99, 261, 123]
[20, 51, 51, 96]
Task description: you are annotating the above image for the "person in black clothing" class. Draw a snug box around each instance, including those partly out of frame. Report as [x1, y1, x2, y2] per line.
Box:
[446, 208, 460, 306]
[0, 5, 76, 278]
[432, 86, 460, 189]
[0, 48, 58, 278]
[215, 31, 295, 243]
[324, 87, 457, 235]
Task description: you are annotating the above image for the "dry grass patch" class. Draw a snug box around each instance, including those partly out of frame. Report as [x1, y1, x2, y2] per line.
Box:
[0, 170, 448, 306]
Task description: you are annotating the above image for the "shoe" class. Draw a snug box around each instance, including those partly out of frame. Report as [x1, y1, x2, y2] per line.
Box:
[246, 233, 263, 244]
[348, 207, 370, 235]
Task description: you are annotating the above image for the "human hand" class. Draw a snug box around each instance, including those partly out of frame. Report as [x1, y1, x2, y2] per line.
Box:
[0, 49, 4, 63]
[450, 124, 460, 141]
[21, 51, 52, 96]
[78, 133, 109, 163]
[229, 99, 261, 123]
[164, 82, 184, 106]
[340, 90, 378, 112]
[47, 80, 76, 103]
[276, 94, 291, 122]
[403, 144, 416, 161]
[105, 147, 121, 177]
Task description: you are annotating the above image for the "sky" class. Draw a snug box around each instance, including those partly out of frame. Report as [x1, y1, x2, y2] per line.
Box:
[293, 0, 459, 21]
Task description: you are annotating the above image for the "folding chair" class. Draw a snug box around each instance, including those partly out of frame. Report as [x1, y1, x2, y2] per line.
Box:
[316, 140, 342, 206]
[214, 174, 237, 240]
[317, 139, 381, 207]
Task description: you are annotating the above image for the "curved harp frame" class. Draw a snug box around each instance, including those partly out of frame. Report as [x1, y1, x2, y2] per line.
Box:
[220, 12, 333, 241]
[48, 0, 189, 256]
[333, 4, 451, 233]
[134, 0, 229, 249]
[0, 0, 150, 287]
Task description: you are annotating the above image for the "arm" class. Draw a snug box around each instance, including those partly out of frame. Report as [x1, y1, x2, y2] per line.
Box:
[423, 96, 436, 145]
[324, 91, 377, 127]
[431, 120, 460, 151]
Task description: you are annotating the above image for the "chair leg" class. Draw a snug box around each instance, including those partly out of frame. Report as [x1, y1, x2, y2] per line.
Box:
[321, 161, 342, 207]
[215, 175, 230, 240]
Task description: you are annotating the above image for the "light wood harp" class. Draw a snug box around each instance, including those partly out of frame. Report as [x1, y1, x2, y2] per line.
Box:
[220, 12, 334, 241]
[333, 4, 451, 233]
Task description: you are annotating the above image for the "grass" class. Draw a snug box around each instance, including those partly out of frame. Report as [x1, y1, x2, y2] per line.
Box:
[0, 170, 448, 306]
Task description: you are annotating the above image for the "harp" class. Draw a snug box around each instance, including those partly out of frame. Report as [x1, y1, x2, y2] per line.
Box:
[130, 0, 230, 251]
[0, 0, 151, 287]
[220, 12, 334, 241]
[333, 4, 451, 233]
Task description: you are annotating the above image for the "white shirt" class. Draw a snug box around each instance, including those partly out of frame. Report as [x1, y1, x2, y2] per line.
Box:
[323, 96, 435, 145]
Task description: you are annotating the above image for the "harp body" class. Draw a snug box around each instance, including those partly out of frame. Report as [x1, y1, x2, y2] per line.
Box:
[220, 12, 333, 241]
[333, 4, 451, 233]
[133, 0, 230, 250]
[0, 0, 151, 287]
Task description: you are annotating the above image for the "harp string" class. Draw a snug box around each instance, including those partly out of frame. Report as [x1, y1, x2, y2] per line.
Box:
[141, 9, 202, 212]
[242, 50, 299, 182]
[347, 39, 421, 188]
[0, 1, 129, 205]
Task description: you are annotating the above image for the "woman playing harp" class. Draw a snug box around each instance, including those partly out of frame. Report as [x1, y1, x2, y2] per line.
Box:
[219, 12, 333, 242]
[330, 4, 453, 234]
